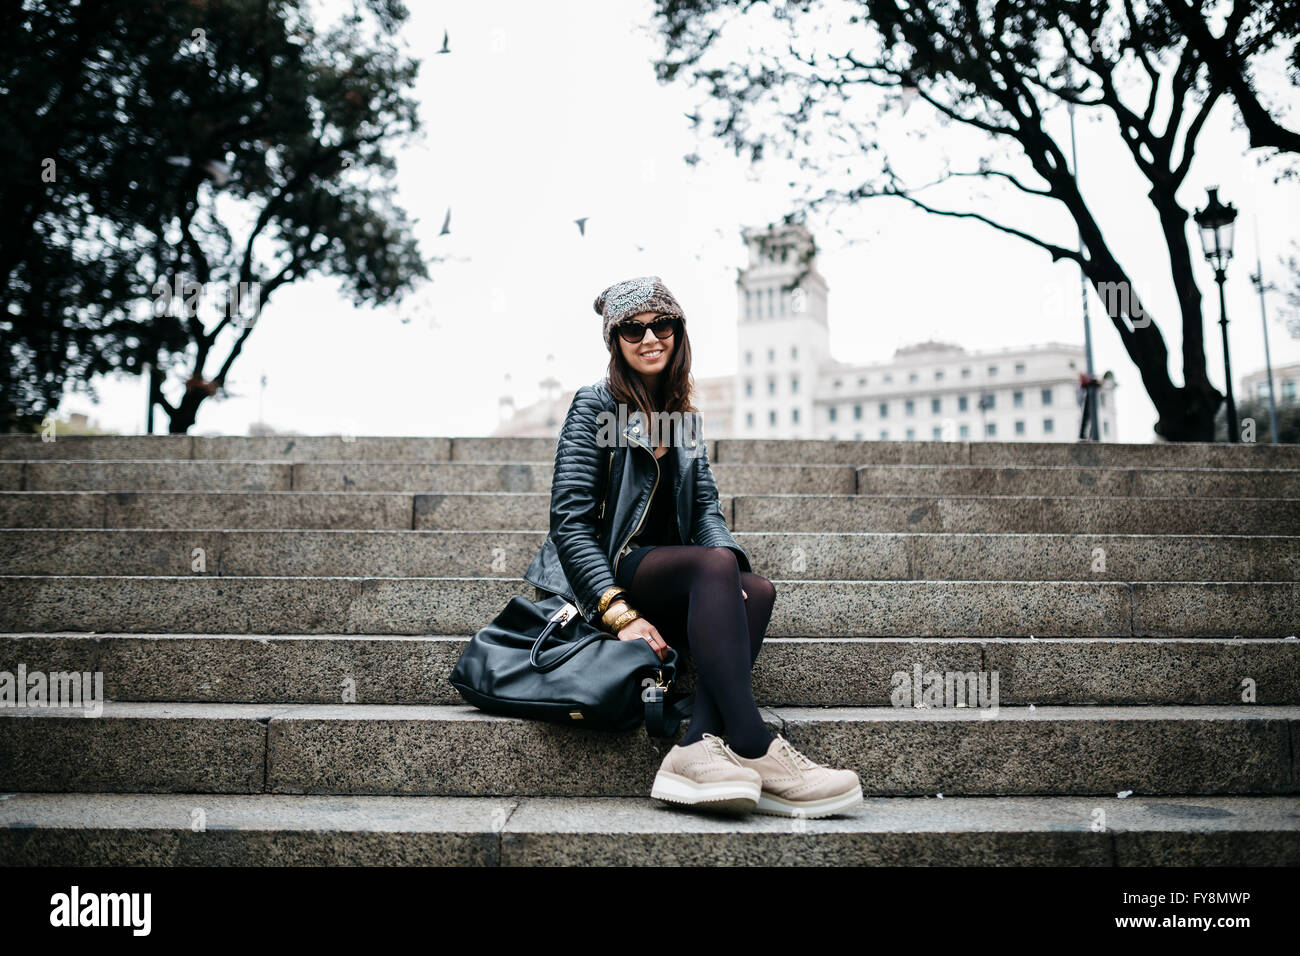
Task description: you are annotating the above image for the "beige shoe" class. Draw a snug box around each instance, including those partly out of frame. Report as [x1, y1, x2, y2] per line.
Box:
[651, 733, 762, 814]
[730, 733, 863, 818]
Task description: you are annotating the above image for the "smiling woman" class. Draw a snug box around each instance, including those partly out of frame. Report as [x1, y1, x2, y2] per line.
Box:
[536, 273, 866, 819]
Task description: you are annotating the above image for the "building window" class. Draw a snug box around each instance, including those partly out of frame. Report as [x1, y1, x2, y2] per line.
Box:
[1015, 420, 1025, 435]
[905, 399, 915, 416]
[768, 378, 776, 395]
[884, 373, 893, 384]
[909, 372, 918, 383]
[931, 398, 941, 414]
[791, 345, 798, 360]
[961, 368, 971, 379]
[1013, 391, 1024, 408]
[1100, 392, 1106, 408]
[744, 291, 752, 320]
[858, 377, 866, 386]
[1103, 420, 1109, 436]
[792, 407, 799, 423]
[935, 369, 944, 380]
[768, 348, 775, 363]
[984, 393, 996, 409]
[769, 410, 777, 425]
[958, 396, 968, 412]
[833, 379, 842, 389]
[1041, 388, 1053, 405]
[745, 379, 753, 397]
[880, 429, 889, 440]
[987, 365, 998, 376]
[932, 426, 942, 439]
[1284, 380, 1296, 401]
[829, 406, 837, 422]
[854, 431, 862, 440]
[746, 411, 754, 428]
[1014, 362, 1025, 374]
[906, 427, 916, 440]
[879, 402, 888, 418]
[854, 404, 862, 420]
[745, 350, 752, 366]
[791, 375, 799, 393]
[1043, 417, 1054, 433]
[986, 422, 996, 437]
[959, 424, 970, 438]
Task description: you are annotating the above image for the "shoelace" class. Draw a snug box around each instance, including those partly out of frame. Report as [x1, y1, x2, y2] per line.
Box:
[776, 736, 822, 771]
[700, 733, 742, 765]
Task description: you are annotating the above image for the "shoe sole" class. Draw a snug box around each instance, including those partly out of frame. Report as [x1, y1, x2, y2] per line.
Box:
[753, 784, 864, 819]
[651, 771, 760, 814]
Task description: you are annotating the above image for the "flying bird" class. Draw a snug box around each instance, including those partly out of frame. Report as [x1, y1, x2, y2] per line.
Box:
[684, 112, 701, 126]
[439, 208, 451, 235]
[438, 29, 450, 53]
[574, 217, 588, 236]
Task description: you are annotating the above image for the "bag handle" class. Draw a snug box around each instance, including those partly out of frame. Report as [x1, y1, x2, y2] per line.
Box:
[529, 601, 604, 671]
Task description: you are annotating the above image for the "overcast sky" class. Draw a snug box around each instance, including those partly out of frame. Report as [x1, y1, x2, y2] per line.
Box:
[62, 0, 1300, 443]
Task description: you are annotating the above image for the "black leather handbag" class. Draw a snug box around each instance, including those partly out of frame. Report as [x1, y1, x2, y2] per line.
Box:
[449, 592, 693, 736]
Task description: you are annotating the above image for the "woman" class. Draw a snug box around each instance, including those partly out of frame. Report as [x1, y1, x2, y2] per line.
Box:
[523, 275, 862, 818]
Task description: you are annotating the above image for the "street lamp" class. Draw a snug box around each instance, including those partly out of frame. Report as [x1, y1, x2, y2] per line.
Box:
[1193, 187, 1239, 442]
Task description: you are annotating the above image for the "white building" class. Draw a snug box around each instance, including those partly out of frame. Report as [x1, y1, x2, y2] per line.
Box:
[729, 222, 1118, 442]
[494, 222, 1119, 441]
[1241, 360, 1300, 407]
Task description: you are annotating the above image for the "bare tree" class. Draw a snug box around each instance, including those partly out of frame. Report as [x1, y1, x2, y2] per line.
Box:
[652, 0, 1297, 440]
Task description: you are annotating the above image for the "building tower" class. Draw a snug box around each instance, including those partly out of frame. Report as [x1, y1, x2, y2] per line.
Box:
[734, 223, 831, 437]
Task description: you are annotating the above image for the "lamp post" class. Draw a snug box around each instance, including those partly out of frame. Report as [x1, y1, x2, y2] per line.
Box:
[1249, 219, 1280, 444]
[1193, 187, 1239, 442]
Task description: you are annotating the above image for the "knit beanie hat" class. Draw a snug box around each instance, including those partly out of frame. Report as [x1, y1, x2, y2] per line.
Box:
[593, 275, 685, 351]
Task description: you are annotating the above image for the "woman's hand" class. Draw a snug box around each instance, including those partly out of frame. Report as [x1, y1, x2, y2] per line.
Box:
[616, 616, 670, 661]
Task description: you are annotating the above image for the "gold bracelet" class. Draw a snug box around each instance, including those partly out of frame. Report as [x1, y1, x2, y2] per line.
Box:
[596, 587, 626, 615]
[609, 608, 640, 633]
[602, 600, 632, 631]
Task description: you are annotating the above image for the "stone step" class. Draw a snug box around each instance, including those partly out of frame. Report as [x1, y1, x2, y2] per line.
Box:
[5, 434, 1300, 469]
[2, 575, 1297, 636]
[1, 792, 1295, 866]
[3, 633, 1293, 706]
[1, 702, 1294, 796]
[4, 490, 1297, 533]
[736, 494, 1300, 535]
[2, 528, 1295, 581]
[6, 459, 1299, 498]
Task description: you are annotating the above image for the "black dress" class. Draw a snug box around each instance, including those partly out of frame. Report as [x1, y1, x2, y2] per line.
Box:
[614, 444, 682, 589]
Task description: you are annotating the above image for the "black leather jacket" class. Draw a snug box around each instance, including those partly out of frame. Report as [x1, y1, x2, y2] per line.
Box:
[523, 377, 753, 623]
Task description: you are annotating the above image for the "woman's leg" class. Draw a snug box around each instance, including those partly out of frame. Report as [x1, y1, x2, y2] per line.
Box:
[620, 545, 776, 758]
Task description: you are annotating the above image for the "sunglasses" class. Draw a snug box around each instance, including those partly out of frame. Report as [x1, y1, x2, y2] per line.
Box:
[615, 315, 679, 344]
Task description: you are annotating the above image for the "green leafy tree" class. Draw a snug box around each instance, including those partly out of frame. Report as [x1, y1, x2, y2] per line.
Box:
[1, 0, 430, 433]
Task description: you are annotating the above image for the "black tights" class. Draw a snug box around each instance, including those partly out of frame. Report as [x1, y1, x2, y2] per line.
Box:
[620, 545, 777, 759]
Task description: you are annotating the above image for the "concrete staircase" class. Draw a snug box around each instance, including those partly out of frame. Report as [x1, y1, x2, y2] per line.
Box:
[1, 434, 1297, 865]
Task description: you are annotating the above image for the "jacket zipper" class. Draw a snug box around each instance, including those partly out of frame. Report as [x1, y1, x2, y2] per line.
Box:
[597, 450, 612, 520]
[612, 434, 660, 581]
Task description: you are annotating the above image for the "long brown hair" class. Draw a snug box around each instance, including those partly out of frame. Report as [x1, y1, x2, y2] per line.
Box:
[606, 317, 698, 444]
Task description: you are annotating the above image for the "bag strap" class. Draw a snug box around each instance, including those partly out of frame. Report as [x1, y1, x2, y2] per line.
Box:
[642, 687, 693, 737]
